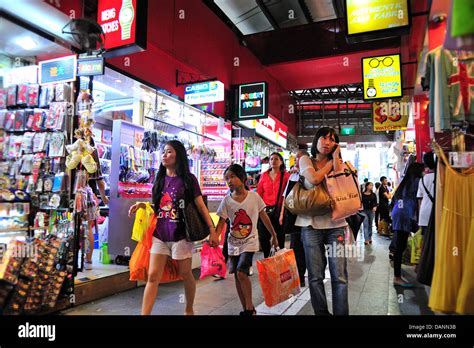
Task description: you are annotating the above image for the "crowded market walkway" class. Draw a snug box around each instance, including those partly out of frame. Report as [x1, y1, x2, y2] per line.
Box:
[61, 231, 433, 316]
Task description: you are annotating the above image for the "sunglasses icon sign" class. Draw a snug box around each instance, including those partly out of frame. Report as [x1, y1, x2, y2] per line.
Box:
[369, 56, 394, 68]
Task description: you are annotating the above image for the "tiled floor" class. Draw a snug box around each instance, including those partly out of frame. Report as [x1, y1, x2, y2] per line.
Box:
[61, 230, 433, 316]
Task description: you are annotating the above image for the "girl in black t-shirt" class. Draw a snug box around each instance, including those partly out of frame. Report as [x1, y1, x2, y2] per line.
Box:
[362, 182, 378, 245]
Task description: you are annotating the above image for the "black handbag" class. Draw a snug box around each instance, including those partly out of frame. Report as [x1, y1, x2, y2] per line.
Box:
[181, 180, 213, 242]
[346, 212, 365, 241]
[265, 171, 285, 219]
[182, 200, 211, 242]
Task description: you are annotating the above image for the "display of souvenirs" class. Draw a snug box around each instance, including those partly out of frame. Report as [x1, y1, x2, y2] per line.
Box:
[27, 84, 39, 107]
[7, 85, 17, 107]
[0, 88, 7, 109]
[17, 84, 28, 105]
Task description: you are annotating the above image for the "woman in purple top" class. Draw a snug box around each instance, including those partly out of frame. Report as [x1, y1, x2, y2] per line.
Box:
[129, 140, 219, 315]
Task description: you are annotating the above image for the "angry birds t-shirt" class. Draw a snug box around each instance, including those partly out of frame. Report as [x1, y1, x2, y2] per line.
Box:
[154, 174, 202, 242]
[217, 191, 266, 255]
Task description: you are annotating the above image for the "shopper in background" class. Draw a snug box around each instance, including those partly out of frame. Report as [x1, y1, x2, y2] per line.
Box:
[361, 182, 378, 245]
[378, 176, 392, 226]
[279, 149, 309, 287]
[374, 181, 381, 228]
[295, 127, 349, 315]
[360, 177, 369, 194]
[417, 152, 436, 235]
[391, 162, 425, 287]
[212, 164, 278, 315]
[128, 140, 218, 315]
[257, 152, 290, 256]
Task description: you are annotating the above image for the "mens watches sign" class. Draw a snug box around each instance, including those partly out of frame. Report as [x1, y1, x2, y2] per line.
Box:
[362, 54, 402, 101]
[238, 82, 268, 120]
[184, 81, 224, 105]
[98, 0, 147, 57]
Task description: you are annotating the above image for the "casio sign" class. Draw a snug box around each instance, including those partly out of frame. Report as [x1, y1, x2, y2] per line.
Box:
[185, 83, 209, 93]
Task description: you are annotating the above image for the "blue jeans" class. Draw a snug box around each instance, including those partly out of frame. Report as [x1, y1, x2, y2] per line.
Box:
[362, 210, 375, 242]
[301, 226, 349, 315]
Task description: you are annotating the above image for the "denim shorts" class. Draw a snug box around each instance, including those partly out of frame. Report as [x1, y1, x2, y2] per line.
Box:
[228, 252, 254, 275]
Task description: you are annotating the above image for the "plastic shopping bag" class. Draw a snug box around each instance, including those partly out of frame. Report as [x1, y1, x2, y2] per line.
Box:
[129, 240, 149, 281]
[199, 242, 226, 280]
[402, 232, 415, 266]
[132, 203, 154, 242]
[410, 229, 423, 264]
[161, 258, 182, 283]
[256, 248, 300, 307]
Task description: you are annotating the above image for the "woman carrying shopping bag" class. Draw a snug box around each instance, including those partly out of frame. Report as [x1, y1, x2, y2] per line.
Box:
[257, 152, 290, 256]
[128, 140, 219, 315]
[294, 127, 349, 315]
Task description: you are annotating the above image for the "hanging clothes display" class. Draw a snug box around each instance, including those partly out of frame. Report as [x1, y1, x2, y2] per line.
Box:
[429, 144, 474, 314]
[425, 47, 474, 131]
[444, 0, 474, 51]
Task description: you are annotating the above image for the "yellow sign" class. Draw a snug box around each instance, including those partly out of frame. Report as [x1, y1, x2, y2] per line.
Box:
[346, 0, 409, 35]
[362, 54, 402, 100]
[373, 97, 409, 131]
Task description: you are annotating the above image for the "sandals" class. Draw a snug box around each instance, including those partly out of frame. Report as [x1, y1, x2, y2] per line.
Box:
[239, 308, 257, 316]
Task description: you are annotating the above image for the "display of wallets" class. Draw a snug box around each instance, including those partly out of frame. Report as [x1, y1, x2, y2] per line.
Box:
[7, 85, 17, 107]
[4, 111, 15, 130]
[27, 84, 39, 107]
[0, 110, 6, 129]
[0, 88, 7, 109]
[17, 84, 28, 105]
[25, 109, 35, 130]
[32, 109, 46, 131]
[14, 110, 25, 131]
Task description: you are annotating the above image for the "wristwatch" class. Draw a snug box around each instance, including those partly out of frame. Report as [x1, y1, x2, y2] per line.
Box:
[119, 0, 135, 40]
[366, 79, 377, 98]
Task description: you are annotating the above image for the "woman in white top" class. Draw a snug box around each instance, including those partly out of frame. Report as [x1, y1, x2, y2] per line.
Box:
[295, 127, 348, 315]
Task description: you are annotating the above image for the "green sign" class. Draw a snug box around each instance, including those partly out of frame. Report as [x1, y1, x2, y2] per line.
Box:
[341, 127, 355, 135]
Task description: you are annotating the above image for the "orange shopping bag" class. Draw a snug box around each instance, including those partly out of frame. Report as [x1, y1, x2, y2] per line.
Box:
[129, 214, 182, 283]
[256, 248, 301, 307]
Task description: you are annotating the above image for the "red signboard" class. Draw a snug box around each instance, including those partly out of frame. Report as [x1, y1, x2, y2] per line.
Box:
[98, 0, 137, 50]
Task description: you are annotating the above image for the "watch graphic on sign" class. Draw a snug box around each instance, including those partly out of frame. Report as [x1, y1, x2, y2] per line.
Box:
[366, 79, 377, 98]
[119, 0, 135, 40]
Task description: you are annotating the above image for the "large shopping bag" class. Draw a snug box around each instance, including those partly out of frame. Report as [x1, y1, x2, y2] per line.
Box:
[129, 214, 181, 283]
[132, 202, 154, 242]
[410, 229, 423, 264]
[129, 240, 149, 281]
[199, 242, 227, 280]
[378, 219, 390, 236]
[326, 162, 362, 220]
[256, 248, 300, 307]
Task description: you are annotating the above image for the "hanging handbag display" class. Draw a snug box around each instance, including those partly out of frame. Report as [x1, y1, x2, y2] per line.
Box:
[325, 161, 362, 220]
[284, 175, 333, 216]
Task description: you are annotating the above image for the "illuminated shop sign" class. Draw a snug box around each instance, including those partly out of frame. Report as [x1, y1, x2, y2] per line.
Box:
[39, 55, 77, 85]
[238, 82, 268, 120]
[362, 54, 402, 101]
[184, 81, 224, 105]
[239, 114, 287, 148]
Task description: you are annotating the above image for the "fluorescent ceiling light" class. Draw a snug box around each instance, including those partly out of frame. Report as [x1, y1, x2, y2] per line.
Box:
[15, 36, 38, 50]
[93, 80, 128, 97]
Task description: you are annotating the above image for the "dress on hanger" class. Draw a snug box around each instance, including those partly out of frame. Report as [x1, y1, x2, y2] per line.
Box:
[429, 144, 474, 314]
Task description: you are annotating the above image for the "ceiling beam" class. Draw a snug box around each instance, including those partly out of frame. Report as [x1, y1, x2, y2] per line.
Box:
[298, 0, 313, 24]
[255, 0, 279, 30]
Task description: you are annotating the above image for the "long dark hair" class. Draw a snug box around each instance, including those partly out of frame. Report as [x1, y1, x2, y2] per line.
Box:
[392, 162, 424, 203]
[269, 152, 285, 172]
[224, 164, 249, 191]
[152, 140, 194, 212]
[364, 181, 373, 193]
[310, 127, 340, 160]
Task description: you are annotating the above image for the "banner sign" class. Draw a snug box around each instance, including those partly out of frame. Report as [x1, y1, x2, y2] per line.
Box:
[373, 97, 410, 131]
